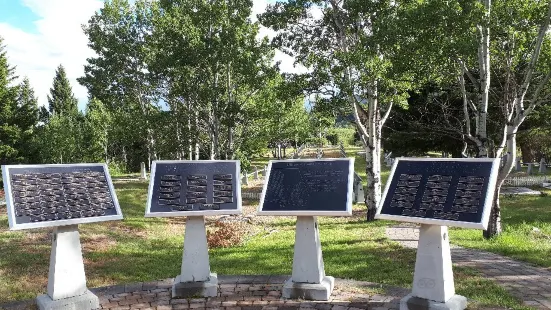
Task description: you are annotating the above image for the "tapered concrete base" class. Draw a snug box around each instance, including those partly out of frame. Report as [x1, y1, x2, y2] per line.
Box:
[400, 294, 467, 310]
[172, 273, 218, 298]
[36, 290, 99, 310]
[282, 276, 334, 301]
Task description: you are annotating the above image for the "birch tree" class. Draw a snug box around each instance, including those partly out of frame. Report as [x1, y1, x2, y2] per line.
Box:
[80, 0, 160, 170]
[404, 0, 551, 237]
[261, 0, 411, 220]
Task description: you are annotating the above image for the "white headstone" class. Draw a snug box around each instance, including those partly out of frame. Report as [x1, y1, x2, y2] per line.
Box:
[254, 167, 259, 180]
[355, 180, 365, 204]
[242, 172, 249, 186]
[140, 162, 147, 179]
[540, 158, 547, 174]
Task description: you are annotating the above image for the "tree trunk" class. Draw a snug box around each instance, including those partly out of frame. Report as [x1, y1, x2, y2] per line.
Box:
[188, 103, 193, 161]
[484, 124, 516, 238]
[483, 186, 502, 238]
[365, 143, 381, 221]
[194, 108, 200, 160]
[228, 126, 234, 160]
[365, 84, 382, 221]
[476, 0, 491, 158]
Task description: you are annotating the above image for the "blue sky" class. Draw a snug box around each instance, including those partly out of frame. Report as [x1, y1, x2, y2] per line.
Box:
[0, 0, 303, 110]
[0, 0, 38, 33]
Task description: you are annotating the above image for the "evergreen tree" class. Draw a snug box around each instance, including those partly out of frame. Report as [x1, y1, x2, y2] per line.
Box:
[15, 78, 40, 162]
[83, 98, 111, 162]
[0, 37, 22, 164]
[47, 65, 79, 116]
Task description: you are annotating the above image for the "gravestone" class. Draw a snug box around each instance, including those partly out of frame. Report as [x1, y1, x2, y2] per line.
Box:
[242, 171, 249, 186]
[355, 179, 365, 204]
[540, 158, 546, 174]
[528, 163, 533, 175]
[376, 158, 500, 310]
[253, 167, 259, 180]
[2, 163, 123, 310]
[145, 160, 241, 298]
[516, 158, 522, 171]
[259, 159, 354, 301]
[140, 162, 146, 179]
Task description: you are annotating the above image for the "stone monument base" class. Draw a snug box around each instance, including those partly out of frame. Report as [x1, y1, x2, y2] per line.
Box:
[36, 290, 99, 310]
[282, 276, 334, 301]
[172, 273, 218, 298]
[400, 294, 467, 310]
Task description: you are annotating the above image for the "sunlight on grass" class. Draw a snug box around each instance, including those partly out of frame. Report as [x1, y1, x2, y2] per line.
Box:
[0, 173, 535, 309]
[450, 194, 551, 267]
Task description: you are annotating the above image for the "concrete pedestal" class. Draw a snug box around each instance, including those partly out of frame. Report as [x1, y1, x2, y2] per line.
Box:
[37, 290, 99, 310]
[282, 216, 334, 301]
[400, 225, 466, 310]
[400, 294, 467, 310]
[172, 216, 218, 298]
[37, 225, 99, 310]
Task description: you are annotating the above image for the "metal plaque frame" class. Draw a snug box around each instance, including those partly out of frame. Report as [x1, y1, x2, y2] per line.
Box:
[145, 160, 242, 217]
[2, 163, 123, 231]
[257, 158, 354, 216]
[375, 157, 500, 229]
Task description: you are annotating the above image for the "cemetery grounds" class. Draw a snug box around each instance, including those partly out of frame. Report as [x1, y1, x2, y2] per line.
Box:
[0, 147, 550, 309]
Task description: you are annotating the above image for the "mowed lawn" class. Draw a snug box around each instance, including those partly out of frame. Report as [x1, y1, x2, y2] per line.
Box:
[0, 178, 532, 310]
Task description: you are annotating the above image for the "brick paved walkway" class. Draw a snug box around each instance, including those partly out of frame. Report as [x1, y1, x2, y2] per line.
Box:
[386, 225, 551, 309]
[0, 275, 409, 310]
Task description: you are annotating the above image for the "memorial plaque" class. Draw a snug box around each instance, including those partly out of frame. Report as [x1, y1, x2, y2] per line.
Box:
[375, 158, 500, 229]
[257, 159, 354, 216]
[2, 163, 123, 230]
[145, 160, 241, 217]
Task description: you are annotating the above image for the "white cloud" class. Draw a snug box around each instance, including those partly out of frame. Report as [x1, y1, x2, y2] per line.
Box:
[0, 0, 103, 109]
[0, 0, 305, 110]
[252, 0, 308, 74]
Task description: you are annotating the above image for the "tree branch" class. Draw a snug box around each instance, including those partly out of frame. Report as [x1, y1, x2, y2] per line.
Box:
[518, 0, 551, 105]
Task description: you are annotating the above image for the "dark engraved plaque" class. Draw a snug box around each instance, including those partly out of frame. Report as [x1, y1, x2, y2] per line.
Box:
[376, 158, 499, 229]
[146, 160, 241, 216]
[258, 159, 354, 215]
[2, 164, 122, 230]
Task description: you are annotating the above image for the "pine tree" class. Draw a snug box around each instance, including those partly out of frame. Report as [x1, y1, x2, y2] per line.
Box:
[47, 65, 79, 116]
[0, 37, 22, 164]
[15, 78, 39, 162]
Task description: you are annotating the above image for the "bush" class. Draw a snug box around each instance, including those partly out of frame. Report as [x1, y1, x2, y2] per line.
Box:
[108, 161, 128, 176]
[207, 221, 248, 248]
[327, 127, 356, 146]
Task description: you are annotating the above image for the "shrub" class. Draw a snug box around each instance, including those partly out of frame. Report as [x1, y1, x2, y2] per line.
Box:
[207, 220, 248, 248]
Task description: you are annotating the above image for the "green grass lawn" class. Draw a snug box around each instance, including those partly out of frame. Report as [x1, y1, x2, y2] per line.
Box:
[449, 188, 551, 268]
[0, 181, 531, 310]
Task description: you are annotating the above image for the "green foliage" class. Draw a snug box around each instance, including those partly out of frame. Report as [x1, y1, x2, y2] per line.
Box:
[326, 127, 355, 146]
[83, 98, 111, 162]
[47, 65, 79, 116]
[37, 113, 84, 164]
[0, 38, 40, 164]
